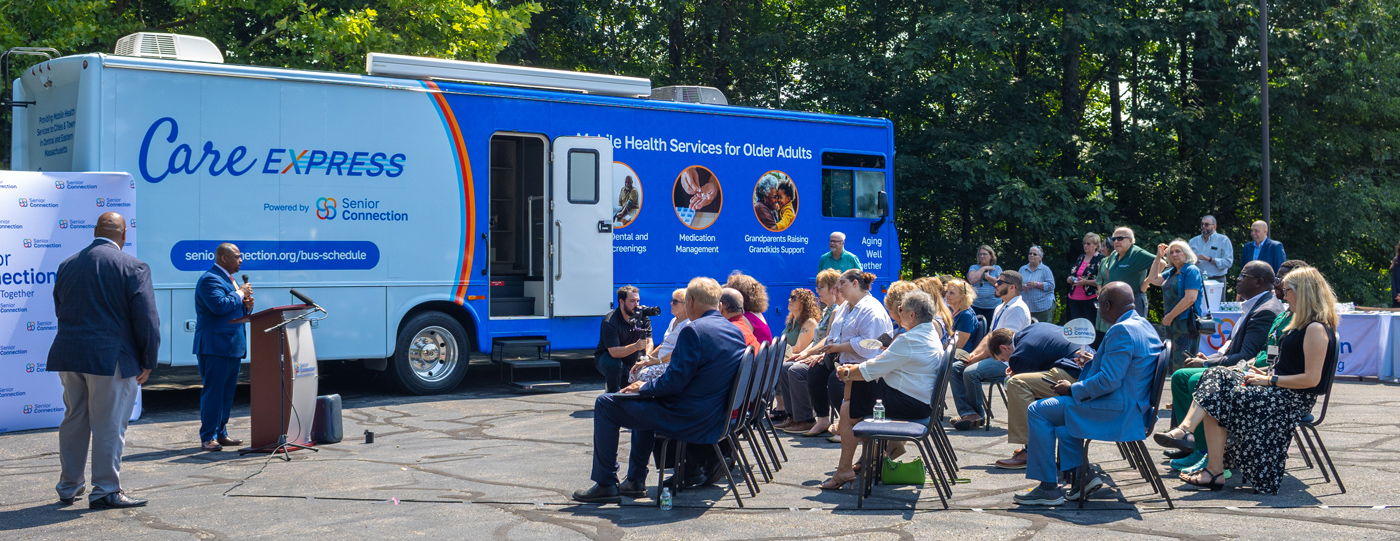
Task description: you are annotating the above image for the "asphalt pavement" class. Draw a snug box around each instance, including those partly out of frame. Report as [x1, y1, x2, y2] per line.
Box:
[2, 355, 1398, 539]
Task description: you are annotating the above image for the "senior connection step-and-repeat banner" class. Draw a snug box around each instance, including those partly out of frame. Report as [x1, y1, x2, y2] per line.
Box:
[1200, 311, 1396, 378]
[1, 172, 140, 434]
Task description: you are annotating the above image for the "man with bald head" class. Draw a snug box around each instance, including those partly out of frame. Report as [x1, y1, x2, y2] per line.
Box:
[1241, 220, 1286, 272]
[1014, 282, 1164, 506]
[720, 287, 760, 348]
[194, 242, 255, 451]
[49, 212, 160, 509]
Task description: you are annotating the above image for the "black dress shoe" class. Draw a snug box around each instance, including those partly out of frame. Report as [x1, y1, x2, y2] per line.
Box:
[571, 483, 620, 503]
[618, 478, 646, 499]
[89, 492, 147, 509]
[58, 487, 85, 505]
[1162, 448, 1194, 460]
[663, 469, 708, 489]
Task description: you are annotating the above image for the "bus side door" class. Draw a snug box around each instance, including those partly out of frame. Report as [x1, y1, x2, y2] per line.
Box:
[550, 136, 614, 316]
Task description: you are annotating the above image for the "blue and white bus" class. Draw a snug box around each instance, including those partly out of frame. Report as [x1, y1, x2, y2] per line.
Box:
[13, 35, 900, 393]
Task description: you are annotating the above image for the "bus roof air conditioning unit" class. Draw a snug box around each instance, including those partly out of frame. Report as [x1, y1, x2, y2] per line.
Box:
[113, 33, 224, 63]
[366, 53, 651, 98]
[649, 86, 728, 105]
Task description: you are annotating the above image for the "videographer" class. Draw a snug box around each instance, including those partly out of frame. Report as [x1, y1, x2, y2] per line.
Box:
[594, 285, 655, 392]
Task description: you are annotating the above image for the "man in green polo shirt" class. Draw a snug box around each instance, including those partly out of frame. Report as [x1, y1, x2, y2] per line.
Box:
[1095, 226, 1155, 332]
[818, 231, 862, 273]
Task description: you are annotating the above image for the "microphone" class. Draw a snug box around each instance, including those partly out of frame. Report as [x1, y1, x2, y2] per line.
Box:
[289, 288, 316, 306]
[241, 274, 250, 286]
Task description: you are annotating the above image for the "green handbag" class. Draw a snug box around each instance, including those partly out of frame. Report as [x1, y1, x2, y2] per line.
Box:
[880, 456, 925, 485]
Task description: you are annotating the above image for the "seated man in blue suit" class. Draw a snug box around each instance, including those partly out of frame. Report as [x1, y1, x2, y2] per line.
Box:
[1241, 220, 1286, 273]
[573, 277, 747, 503]
[1014, 282, 1164, 505]
[194, 242, 255, 452]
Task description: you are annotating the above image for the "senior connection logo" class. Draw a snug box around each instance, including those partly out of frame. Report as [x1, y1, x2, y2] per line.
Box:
[96, 197, 104, 207]
[54, 180, 64, 189]
[25, 321, 34, 331]
[316, 197, 337, 220]
[18, 198, 27, 207]
[58, 219, 68, 229]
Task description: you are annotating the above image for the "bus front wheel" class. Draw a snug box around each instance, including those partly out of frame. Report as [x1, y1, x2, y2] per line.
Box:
[389, 311, 469, 395]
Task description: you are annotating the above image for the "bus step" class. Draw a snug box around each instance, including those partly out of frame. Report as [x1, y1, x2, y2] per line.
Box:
[490, 297, 535, 316]
[501, 358, 560, 369]
[510, 380, 571, 391]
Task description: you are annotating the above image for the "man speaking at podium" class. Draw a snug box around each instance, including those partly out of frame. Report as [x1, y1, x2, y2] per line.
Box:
[194, 243, 254, 452]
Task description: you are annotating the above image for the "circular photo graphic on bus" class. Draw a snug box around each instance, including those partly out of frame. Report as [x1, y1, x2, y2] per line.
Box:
[672, 165, 722, 230]
[753, 170, 798, 232]
[612, 162, 642, 229]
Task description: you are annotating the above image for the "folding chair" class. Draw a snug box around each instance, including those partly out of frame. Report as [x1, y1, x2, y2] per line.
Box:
[850, 344, 960, 509]
[654, 346, 756, 507]
[1071, 339, 1175, 509]
[1293, 340, 1345, 493]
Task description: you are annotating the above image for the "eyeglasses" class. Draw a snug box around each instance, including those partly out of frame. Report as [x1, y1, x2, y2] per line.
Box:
[670, 299, 683, 305]
[1109, 236, 1130, 242]
[995, 279, 1014, 286]
[1280, 284, 1296, 293]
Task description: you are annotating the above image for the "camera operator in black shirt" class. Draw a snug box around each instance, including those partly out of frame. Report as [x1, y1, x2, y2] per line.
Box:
[594, 285, 659, 392]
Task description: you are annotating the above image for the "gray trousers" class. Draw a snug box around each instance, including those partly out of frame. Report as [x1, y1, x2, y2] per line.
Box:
[779, 361, 816, 423]
[56, 366, 139, 501]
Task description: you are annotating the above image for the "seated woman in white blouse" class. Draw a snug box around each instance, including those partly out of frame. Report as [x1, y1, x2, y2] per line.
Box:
[821, 290, 945, 490]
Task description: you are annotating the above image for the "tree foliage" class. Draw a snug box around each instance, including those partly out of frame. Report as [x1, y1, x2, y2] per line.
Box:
[508, 0, 1400, 305]
[4, 0, 1397, 303]
[0, 0, 539, 71]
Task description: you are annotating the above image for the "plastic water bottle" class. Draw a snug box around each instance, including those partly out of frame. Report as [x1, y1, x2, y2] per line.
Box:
[872, 399, 886, 422]
[659, 487, 673, 510]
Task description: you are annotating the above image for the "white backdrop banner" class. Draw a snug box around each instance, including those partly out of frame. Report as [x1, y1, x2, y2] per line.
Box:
[1, 172, 140, 434]
[1199, 311, 1393, 378]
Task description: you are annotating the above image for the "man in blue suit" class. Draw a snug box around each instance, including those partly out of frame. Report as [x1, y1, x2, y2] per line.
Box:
[1014, 282, 1164, 505]
[194, 242, 255, 451]
[573, 277, 746, 503]
[50, 212, 160, 509]
[1241, 220, 1286, 273]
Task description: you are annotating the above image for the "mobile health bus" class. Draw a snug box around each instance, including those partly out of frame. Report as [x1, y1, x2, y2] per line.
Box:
[11, 35, 900, 394]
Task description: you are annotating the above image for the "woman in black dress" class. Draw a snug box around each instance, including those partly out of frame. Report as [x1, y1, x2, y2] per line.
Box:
[1180, 267, 1339, 494]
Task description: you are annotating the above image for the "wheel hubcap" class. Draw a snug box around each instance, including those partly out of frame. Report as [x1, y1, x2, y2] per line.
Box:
[408, 326, 457, 383]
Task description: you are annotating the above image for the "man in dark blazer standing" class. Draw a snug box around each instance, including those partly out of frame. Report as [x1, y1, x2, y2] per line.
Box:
[1241, 220, 1286, 272]
[194, 243, 254, 451]
[573, 277, 746, 503]
[49, 212, 159, 509]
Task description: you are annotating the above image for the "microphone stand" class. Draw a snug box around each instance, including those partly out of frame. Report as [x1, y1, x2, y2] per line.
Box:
[240, 304, 325, 460]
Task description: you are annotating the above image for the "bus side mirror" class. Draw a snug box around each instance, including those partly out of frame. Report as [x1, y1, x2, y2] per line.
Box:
[869, 190, 888, 234]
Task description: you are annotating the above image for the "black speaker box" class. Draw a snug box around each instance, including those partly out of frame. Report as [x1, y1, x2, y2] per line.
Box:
[311, 394, 343, 444]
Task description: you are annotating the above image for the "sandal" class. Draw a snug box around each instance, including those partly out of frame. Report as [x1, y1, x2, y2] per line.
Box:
[819, 471, 857, 490]
[1179, 468, 1225, 491]
[1152, 426, 1195, 452]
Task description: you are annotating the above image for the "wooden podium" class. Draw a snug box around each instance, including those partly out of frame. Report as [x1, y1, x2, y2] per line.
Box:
[233, 305, 321, 455]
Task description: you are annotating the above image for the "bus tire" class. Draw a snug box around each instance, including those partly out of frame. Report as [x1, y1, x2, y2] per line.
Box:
[388, 311, 469, 395]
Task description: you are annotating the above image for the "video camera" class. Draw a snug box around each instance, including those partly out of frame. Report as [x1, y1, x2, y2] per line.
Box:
[629, 305, 662, 336]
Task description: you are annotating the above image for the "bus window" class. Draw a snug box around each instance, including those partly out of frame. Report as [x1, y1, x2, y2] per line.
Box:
[568, 150, 599, 204]
[822, 166, 885, 218]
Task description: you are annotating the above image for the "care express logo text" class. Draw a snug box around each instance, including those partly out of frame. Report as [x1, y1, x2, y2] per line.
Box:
[139, 117, 407, 183]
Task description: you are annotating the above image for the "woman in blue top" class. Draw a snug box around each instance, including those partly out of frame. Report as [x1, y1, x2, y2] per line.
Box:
[1146, 239, 1207, 369]
[944, 278, 983, 352]
[968, 245, 1002, 322]
[1018, 245, 1056, 323]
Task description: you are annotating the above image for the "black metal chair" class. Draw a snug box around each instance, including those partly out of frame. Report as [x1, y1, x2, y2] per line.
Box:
[970, 314, 1008, 431]
[850, 344, 960, 509]
[1069, 339, 1175, 509]
[1293, 340, 1345, 493]
[751, 337, 788, 466]
[653, 346, 757, 507]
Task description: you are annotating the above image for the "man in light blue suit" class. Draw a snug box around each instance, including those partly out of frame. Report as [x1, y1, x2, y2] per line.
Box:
[194, 243, 255, 451]
[572, 277, 746, 503]
[1014, 282, 1164, 505]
